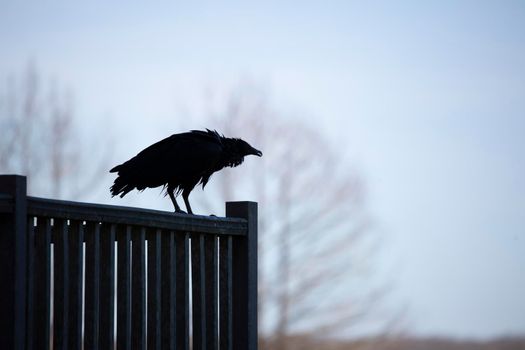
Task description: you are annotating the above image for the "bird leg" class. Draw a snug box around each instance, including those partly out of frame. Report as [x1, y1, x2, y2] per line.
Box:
[168, 190, 185, 213]
[182, 191, 193, 215]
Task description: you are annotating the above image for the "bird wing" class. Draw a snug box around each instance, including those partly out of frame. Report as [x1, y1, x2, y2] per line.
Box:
[111, 131, 224, 189]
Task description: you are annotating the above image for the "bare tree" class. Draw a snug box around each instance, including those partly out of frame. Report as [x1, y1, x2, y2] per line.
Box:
[187, 85, 390, 348]
[0, 62, 111, 200]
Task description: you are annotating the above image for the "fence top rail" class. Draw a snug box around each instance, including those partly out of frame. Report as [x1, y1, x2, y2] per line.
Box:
[0, 194, 247, 235]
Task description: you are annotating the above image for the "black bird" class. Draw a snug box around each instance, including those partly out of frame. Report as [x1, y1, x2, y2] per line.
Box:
[110, 129, 262, 214]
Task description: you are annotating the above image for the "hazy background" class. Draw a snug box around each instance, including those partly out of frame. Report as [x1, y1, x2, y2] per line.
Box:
[1, 0, 524, 345]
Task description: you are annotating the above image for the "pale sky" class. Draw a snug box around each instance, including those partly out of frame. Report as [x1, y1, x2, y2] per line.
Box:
[1, 0, 524, 339]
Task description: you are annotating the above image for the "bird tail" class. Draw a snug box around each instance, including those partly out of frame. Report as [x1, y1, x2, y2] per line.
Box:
[109, 164, 122, 173]
[110, 176, 135, 198]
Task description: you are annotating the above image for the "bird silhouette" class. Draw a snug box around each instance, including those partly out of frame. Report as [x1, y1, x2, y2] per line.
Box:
[110, 129, 262, 214]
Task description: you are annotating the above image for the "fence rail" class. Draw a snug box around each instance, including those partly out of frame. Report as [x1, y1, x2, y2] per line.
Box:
[0, 175, 258, 350]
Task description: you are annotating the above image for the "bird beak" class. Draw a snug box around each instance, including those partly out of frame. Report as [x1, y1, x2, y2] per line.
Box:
[251, 147, 263, 157]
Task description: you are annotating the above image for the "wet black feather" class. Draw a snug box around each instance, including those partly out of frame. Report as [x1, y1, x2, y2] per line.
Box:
[109, 129, 262, 212]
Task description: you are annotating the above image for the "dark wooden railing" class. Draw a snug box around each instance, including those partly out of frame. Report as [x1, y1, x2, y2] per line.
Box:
[0, 175, 258, 350]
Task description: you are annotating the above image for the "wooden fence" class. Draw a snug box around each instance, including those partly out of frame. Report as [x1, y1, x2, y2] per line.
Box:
[0, 175, 258, 350]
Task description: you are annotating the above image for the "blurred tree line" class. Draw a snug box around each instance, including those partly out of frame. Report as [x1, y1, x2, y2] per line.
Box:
[0, 62, 110, 200]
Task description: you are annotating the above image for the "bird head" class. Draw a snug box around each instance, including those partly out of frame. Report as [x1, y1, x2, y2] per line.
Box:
[237, 139, 263, 157]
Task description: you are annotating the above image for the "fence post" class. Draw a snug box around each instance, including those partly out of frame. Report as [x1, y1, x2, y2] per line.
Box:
[0, 175, 28, 350]
[226, 201, 258, 350]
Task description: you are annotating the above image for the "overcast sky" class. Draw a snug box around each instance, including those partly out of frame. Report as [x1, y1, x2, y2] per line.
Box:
[1, 0, 524, 339]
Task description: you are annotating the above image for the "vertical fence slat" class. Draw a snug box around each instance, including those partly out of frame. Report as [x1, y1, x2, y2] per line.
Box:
[148, 229, 162, 350]
[206, 235, 218, 350]
[67, 221, 84, 350]
[132, 227, 146, 349]
[219, 236, 233, 350]
[0, 175, 27, 350]
[117, 225, 132, 350]
[85, 222, 101, 349]
[192, 234, 207, 350]
[53, 219, 70, 350]
[176, 233, 190, 350]
[161, 231, 176, 350]
[25, 217, 35, 350]
[227, 202, 258, 350]
[33, 217, 51, 350]
[100, 223, 116, 349]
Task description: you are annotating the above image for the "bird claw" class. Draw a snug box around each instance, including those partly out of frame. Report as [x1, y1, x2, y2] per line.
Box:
[174, 209, 186, 214]
[209, 214, 217, 217]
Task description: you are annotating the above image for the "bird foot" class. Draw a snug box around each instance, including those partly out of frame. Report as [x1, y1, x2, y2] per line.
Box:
[174, 209, 186, 214]
[209, 214, 217, 217]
